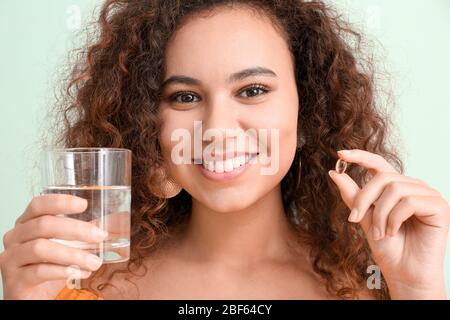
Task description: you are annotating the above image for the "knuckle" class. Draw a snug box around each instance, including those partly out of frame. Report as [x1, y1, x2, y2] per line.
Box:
[30, 239, 46, 256]
[28, 196, 42, 214]
[0, 250, 7, 267]
[0, 251, 15, 274]
[402, 195, 416, 207]
[34, 216, 52, 233]
[386, 181, 402, 195]
[2, 229, 13, 248]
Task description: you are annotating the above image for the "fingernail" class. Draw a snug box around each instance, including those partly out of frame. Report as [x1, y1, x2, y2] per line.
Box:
[372, 226, 382, 241]
[66, 266, 91, 278]
[91, 228, 108, 241]
[328, 170, 335, 178]
[338, 150, 350, 156]
[348, 208, 359, 222]
[65, 266, 81, 276]
[86, 255, 103, 270]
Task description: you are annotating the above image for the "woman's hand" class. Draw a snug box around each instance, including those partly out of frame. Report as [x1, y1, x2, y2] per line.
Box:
[0, 194, 108, 300]
[328, 149, 450, 299]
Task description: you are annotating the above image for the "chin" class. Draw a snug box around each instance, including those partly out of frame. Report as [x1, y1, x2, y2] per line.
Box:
[194, 187, 261, 213]
[203, 201, 255, 214]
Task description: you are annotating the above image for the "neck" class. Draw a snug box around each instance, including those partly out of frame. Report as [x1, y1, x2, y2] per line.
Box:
[179, 184, 300, 267]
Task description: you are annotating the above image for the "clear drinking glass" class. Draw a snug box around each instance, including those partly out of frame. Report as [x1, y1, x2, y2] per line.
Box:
[40, 147, 132, 264]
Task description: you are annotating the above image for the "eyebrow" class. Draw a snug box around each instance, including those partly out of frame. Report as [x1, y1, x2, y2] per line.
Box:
[160, 66, 277, 89]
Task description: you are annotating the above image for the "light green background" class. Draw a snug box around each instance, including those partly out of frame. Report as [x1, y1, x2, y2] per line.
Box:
[0, 0, 449, 299]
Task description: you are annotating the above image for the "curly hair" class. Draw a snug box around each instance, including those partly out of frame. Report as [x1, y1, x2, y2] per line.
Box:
[46, 0, 404, 299]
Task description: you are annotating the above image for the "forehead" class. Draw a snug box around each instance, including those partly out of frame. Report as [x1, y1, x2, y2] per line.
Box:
[163, 6, 293, 80]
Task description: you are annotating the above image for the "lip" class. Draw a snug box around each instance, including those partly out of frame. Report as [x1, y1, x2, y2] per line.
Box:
[195, 154, 258, 182]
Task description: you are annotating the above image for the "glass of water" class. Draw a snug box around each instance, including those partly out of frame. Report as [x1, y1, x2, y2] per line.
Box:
[40, 147, 132, 264]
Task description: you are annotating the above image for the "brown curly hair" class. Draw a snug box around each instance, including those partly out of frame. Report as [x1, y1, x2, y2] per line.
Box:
[45, 0, 404, 299]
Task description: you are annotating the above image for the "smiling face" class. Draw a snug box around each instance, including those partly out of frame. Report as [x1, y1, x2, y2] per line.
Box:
[158, 5, 299, 213]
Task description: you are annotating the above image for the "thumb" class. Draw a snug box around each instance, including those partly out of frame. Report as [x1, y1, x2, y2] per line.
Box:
[328, 170, 372, 233]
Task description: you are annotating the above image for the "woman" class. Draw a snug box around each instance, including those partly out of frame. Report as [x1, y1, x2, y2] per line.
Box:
[1, 0, 449, 300]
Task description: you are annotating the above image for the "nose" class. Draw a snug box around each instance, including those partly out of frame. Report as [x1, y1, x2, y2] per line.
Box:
[202, 95, 241, 146]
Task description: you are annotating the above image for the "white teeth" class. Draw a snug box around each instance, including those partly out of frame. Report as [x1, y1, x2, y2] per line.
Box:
[201, 154, 258, 173]
[232, 157, 240, 169]
[207, 161, 214, 172]
[224, 159, 234, 172]
[215, 161, 224, 173]
[238, 155, 245, 166]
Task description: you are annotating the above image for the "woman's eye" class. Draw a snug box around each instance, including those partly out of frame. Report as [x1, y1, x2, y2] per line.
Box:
[239, 85, 269, 98]
[167, 84, 269, 105]
[169, 92, 200, 104]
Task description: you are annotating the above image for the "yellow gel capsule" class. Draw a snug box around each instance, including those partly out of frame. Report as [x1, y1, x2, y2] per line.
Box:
[335, 158, 348, 174]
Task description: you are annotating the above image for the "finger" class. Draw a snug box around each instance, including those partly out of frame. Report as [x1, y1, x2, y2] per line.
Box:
[386, 196, 450, 236]
[16, 194, 88, 226]
[17, 264, 92, 287]
[351, 172, 439, 224]
[370, 182, 440, 241]
[2, 229, 14, 250]
[337, 149, 398, 175]
[0, 250, 6, 267]
[8, 239, 103, 272]
[328, 170, 371, 233]
[5, 216, 108, 248]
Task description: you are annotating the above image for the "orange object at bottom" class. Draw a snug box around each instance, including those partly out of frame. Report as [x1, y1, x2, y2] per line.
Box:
[55, 286, 103, 300]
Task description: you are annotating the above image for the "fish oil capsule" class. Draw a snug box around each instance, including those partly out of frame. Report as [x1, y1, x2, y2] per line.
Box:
[335, 158, 348, 174]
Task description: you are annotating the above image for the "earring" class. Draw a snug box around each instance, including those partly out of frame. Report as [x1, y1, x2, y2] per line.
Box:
[298, 153, 302, 186]
[152, 168, 182, 199]
[296, 133, 304, 187]
[297, 131, 306, 150]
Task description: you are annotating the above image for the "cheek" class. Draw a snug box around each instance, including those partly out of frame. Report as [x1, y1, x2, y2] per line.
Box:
[272, 119, 298, 180]
[159, 109, 194, 165]
[270, 106, 298, 180]
[159, 126, 175, 163]
[252, 98, 299, 174]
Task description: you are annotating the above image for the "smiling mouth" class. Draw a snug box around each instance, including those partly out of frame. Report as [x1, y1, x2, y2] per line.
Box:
[193, 153, 259, 174]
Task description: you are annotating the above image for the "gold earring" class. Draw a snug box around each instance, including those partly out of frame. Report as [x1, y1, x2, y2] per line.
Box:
[152, 168, 182, 199]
